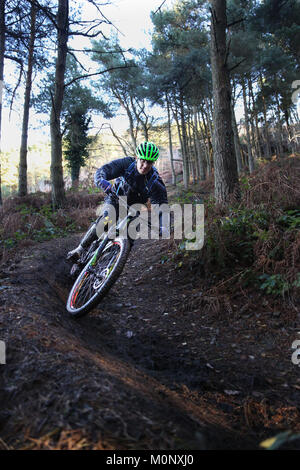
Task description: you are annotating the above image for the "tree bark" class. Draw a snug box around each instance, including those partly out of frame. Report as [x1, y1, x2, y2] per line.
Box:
[18, 1, 37, 197]
[166, 94, 176, 185]
[198, 113, 211, 178]
[248, 78, 262, 160]
[179, 89, 189, 189]
[241, 77, 255, 173]
[210, 0, 240, 204]
[193, 106, 206, 180]
[71, 163, 80, 187]
[274, 88, 283, 156]
[0, 0, 5, 206]
[50, 0, 68, 209]
[283, 108, 296, 154]
[187, 114, 196, 184]
[200, 105, 212, 177]
[203, 98, 214, 163]
[259, 71, 271, 160]
[231, 102, 242, 174]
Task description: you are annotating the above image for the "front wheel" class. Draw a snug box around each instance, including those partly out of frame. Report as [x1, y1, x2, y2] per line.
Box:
[66, 237, 131, 318]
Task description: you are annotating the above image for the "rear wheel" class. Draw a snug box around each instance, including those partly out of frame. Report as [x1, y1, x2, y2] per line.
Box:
[66, 237, 130, 317]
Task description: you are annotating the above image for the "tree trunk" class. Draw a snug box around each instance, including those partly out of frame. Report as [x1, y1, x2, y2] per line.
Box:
[109, 125, 128, 156]
[275, 89, 283, 156]
[198, 114, 211, 178]
[259, 71, 271, 160]
[113, 90, 137, 151]
[248, 78, 262, 160]
[179, 90, 189, 189]
[0, 0, 5, 206]
[193, 106, 206, 180]
[283, 108, 296, 154]
[126, 105, 137, 149]
[71, 163, 80, 187]
[210, 0, 240, 204]
[174, 114, 185, 181]
[50, 0, 68, 209]
[241, 77, 255, 173]
[231, 101, 243, 174]
[186, 112, 195, 183]
[166, 94, 176, 185]
[18, 1, 37, 197]
[200, 105, 212, 177]
[204, 98, 215, 174]
[172, 96, 186, 186]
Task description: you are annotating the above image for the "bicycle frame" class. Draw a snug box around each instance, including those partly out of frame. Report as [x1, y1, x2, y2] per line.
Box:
[89, 193, 138, 267]
[83, 183, 161, 270]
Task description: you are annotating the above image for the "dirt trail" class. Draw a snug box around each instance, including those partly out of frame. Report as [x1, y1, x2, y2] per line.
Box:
[1, 232, 300, 450]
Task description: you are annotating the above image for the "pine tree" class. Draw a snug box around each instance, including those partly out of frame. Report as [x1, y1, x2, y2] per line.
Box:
[210, 0, 240, 203]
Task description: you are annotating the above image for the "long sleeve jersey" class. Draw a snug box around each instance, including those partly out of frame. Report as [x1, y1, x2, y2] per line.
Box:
[94, 157, 168, 207]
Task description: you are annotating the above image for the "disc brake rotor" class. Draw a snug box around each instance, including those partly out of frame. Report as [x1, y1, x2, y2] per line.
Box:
[92, 244, 119, 290]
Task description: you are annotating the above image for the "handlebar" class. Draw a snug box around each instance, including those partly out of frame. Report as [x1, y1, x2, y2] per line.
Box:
[99, 182, 164, 234]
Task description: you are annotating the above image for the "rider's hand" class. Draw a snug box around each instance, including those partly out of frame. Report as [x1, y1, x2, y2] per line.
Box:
[98, 178, 112, 193]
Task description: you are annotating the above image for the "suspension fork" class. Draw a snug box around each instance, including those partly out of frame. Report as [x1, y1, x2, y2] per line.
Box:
[91, 214, 132, 266]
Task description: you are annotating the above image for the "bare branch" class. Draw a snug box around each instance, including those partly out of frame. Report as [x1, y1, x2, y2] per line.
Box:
[68, 47, 131, 55]
[8, 65, 23, 120]
[4, 54, 23, 66]
[64, 64, 137, 88]
[153, 0, 168, 15]
[86, 0, 125, 37]
[227, 17, 245, 28]
[105, 123, 128, 156]
[31, 0, 57, 29]
[6, 11, 31, 27]
[224, 36, 231, 67]
[228, 58, 247, 73]
[67, 49, 89, 72]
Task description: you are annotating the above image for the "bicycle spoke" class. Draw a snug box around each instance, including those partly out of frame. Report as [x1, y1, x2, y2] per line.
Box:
[70, 242, 121, 310]
[76, 276, 93, 306]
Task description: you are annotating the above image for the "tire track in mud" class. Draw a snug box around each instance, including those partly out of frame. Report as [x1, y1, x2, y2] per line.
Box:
[0, 235, 264, 449]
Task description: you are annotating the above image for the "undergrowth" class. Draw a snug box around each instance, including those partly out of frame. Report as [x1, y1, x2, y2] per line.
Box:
[0, 190, 104, 263]
[1, 157, 299, 309]
[165, 156, 300, 309]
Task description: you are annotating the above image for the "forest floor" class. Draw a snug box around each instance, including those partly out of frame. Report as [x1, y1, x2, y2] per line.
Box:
[1, 224, 300, 450]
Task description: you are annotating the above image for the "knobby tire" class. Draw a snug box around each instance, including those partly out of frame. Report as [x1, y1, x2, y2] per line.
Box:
[66, 237, 131, 318]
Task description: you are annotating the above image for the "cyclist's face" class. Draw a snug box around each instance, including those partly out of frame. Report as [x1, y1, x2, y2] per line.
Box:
[136, 158, 154, 175]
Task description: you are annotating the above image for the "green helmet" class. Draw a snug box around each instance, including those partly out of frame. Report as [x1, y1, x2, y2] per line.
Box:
[136, 141, 159, 162]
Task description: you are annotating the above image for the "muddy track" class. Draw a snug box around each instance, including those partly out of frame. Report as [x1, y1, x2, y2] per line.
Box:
[1, 234, 300, 450]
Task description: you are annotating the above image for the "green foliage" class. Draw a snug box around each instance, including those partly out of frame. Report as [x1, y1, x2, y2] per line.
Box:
[33, 55, 112, 185]
[293, 273, 300, 288]
[149, 0, 210, 107]
[90, 36, 157, 151]
[203, 207, 270, 267]
[63, 112, 93, 183]
[220, 207, 269, 236]
[258, 273, 290, 296]
[1, 202, 77, 251]
[172, 190, 196, 204]
[276, 209, 300, 230]
[86, 186, 100, 195]
[162, 158, 300, 300]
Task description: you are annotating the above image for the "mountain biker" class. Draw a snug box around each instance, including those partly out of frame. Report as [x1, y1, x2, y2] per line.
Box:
[67, 141, 169, 264]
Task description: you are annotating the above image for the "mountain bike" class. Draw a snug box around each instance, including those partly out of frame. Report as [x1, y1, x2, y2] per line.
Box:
[66, 191, 152, 318]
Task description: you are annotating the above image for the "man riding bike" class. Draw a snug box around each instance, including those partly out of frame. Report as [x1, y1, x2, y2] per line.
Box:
[67, 141, 169, 265]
